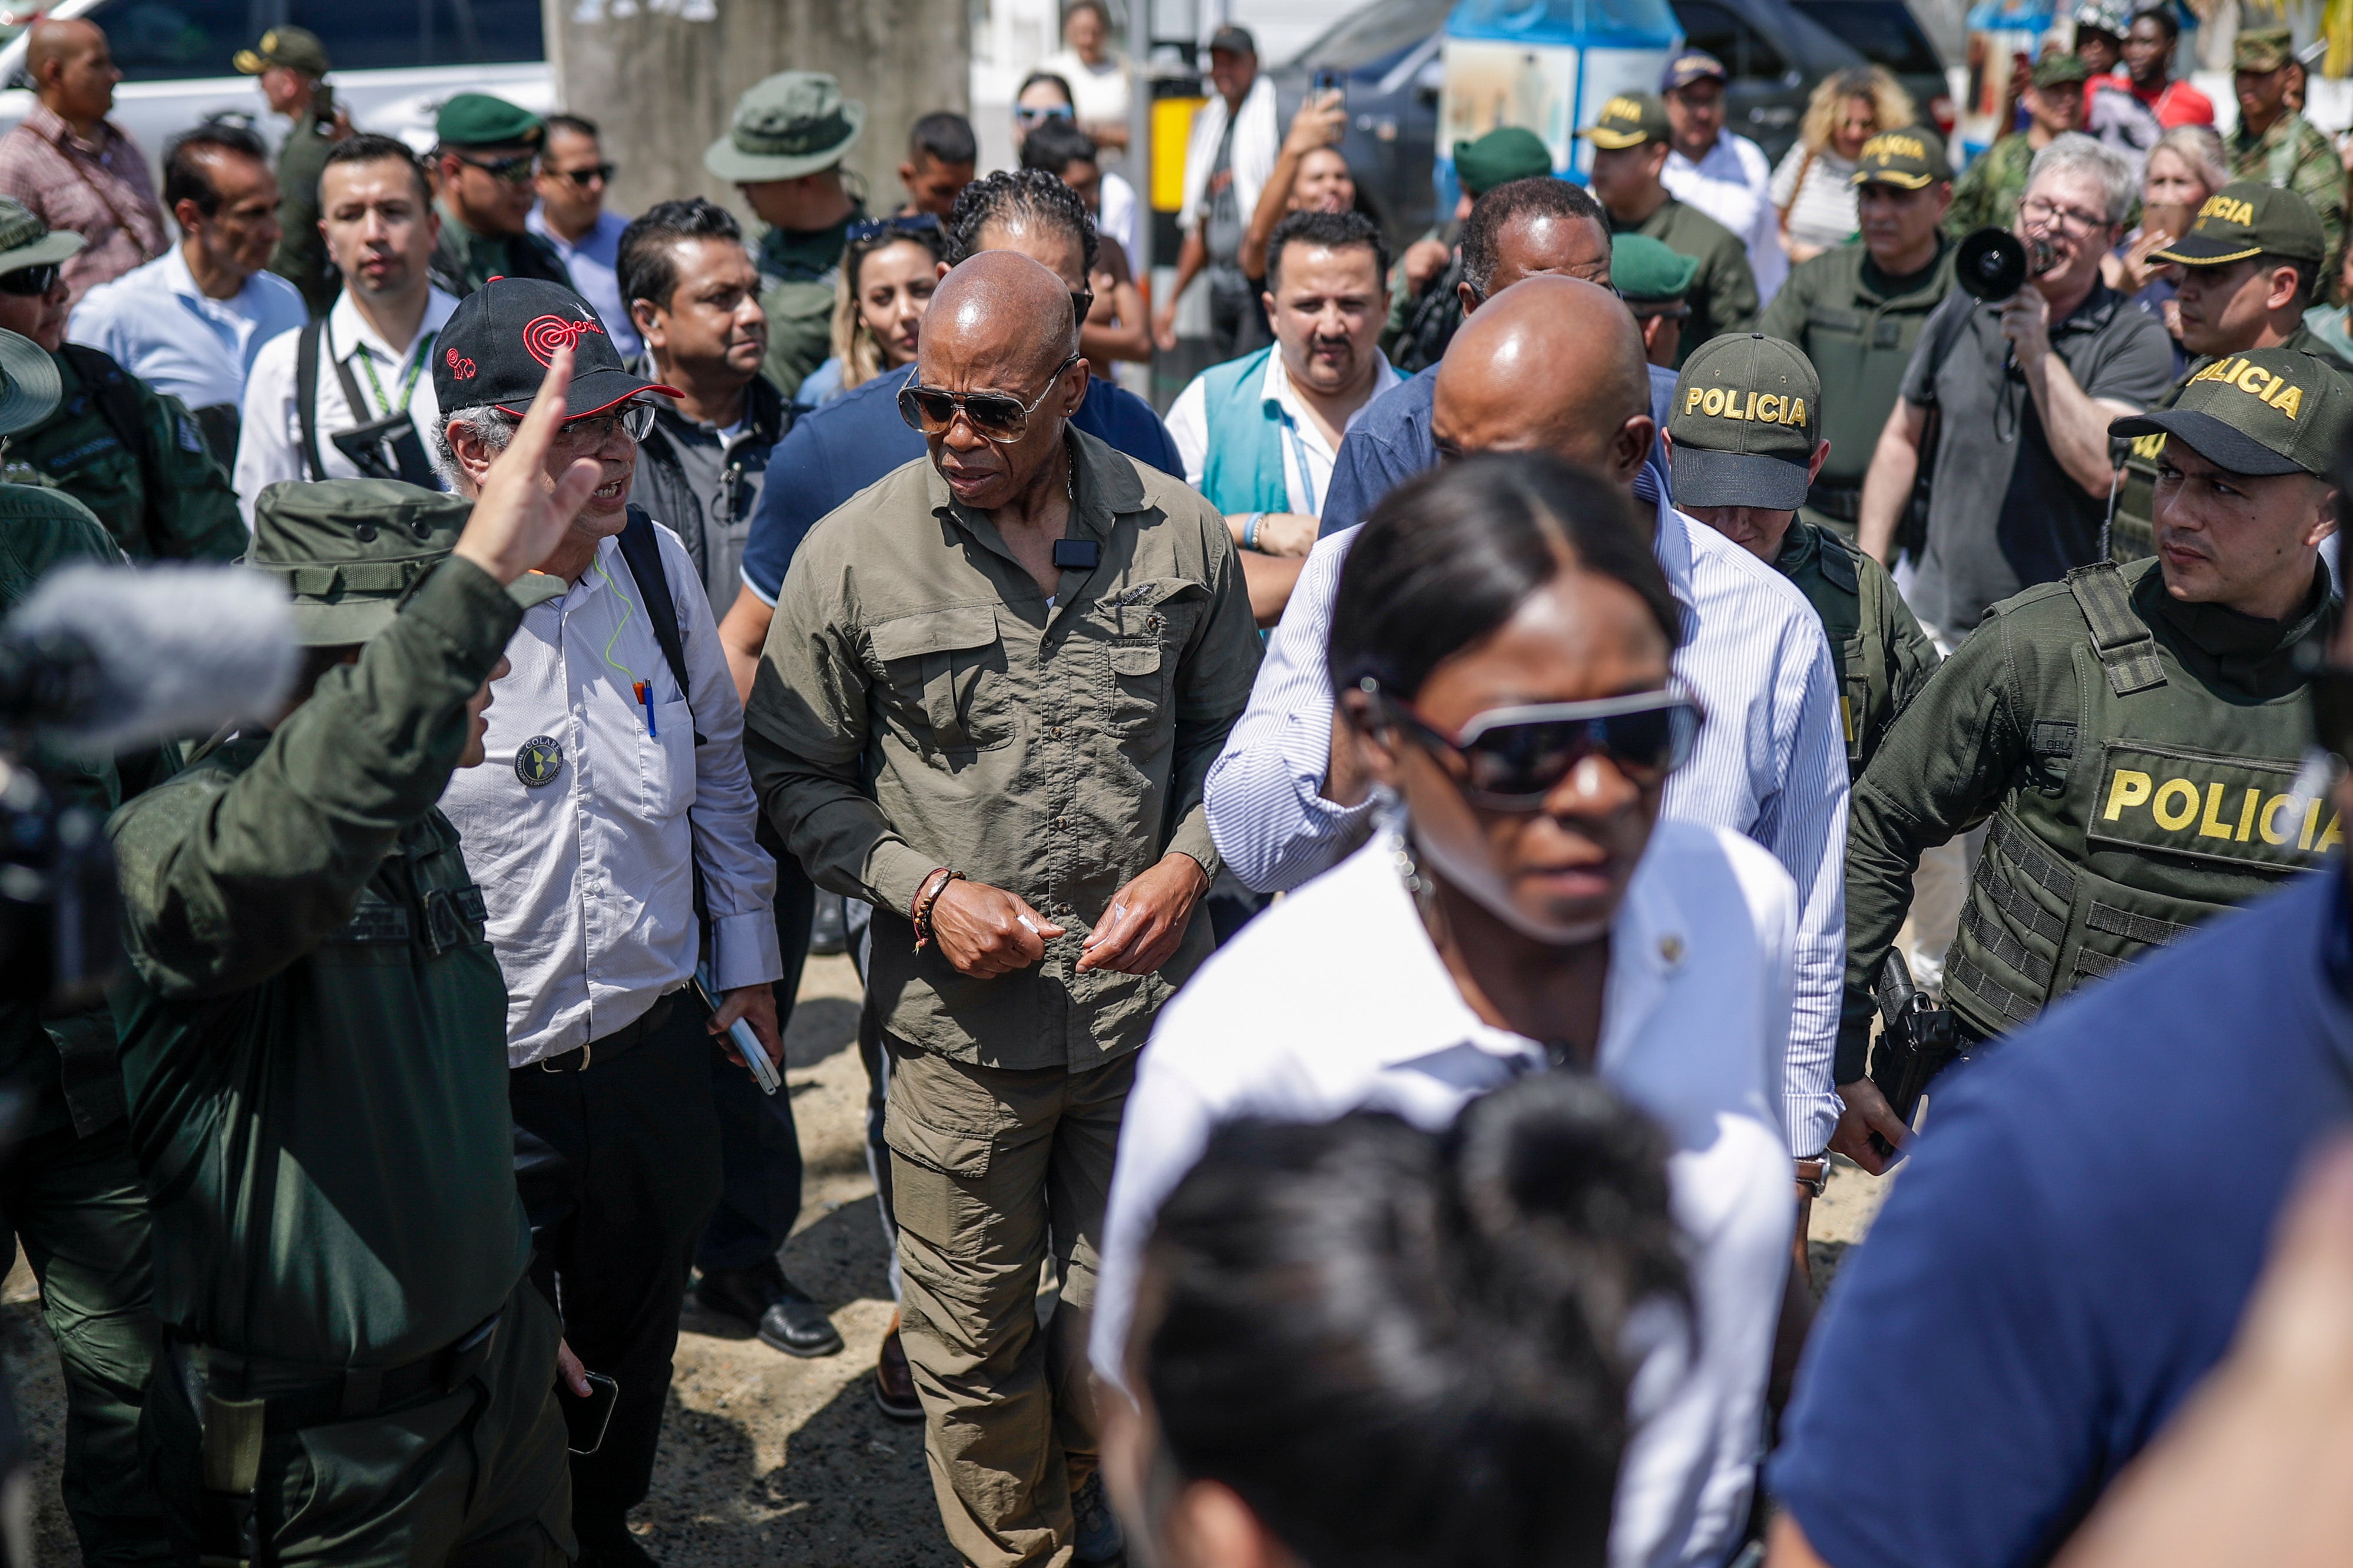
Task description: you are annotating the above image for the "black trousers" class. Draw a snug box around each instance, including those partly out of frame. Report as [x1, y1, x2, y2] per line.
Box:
[508, 1003, 723, 1522]
[695, 838, 815, 1274]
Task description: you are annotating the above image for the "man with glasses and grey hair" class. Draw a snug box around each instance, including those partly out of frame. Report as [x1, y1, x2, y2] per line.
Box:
[430, 276, 783, 1567]
[747, 248, 1259, 1567]
[1858, 131, 2174, 648]
[429, 93, 572, 298]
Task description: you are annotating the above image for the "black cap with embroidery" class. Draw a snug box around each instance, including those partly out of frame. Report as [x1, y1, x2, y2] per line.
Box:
[431, 276, 679, 420]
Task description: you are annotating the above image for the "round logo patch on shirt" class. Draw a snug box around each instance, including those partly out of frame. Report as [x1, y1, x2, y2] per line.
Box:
[515, 735, 563, 788]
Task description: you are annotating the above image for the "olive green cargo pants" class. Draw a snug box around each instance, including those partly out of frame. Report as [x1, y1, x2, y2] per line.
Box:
[885, 1039, 1134, 1568]
[141, 1281, 574, 1567]
[1, 1117, 166, 1567]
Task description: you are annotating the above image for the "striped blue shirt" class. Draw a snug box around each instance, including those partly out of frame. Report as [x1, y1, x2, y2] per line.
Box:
[1202, 490, 1850, 1155]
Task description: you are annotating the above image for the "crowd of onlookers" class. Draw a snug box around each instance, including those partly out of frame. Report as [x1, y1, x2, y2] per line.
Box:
[9, 3, 2353, 1568]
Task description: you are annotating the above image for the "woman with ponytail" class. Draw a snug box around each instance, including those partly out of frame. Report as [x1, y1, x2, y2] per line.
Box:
[1090, 452, 1798, 1568]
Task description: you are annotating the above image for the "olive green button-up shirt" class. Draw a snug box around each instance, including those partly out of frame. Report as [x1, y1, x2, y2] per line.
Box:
[746, 428, 1262, 1070]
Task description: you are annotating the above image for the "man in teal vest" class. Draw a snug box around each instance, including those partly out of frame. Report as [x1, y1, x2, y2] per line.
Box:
[1163, 206, 1398, 625]
[1838, 344, 2345, 1165]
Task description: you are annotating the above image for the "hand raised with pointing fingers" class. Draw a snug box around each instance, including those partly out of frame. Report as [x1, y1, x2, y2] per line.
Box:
[451, 344, 604, 585]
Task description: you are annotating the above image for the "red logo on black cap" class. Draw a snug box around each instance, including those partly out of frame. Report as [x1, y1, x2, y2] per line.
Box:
[520, 314, 605, 367]
[444, 347, 476, 380]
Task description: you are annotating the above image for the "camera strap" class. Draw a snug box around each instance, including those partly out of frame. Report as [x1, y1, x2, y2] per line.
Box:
[614, 505, 713, 946]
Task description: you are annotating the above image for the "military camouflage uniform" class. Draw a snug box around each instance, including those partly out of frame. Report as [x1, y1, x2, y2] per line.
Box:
[1944, 133, 2038, 239]
[2229, 112, 2347, 299]
[428, 207, 572, 299]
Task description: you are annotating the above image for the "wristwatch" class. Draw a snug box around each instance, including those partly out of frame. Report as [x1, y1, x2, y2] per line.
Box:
[1794, 1156, 1831, 1198]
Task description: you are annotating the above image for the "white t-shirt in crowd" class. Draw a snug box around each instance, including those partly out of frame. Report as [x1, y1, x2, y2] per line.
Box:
[1091, 818, 1799, 1568]
[1039, 47, 1133, 130]
[1664, 131, 1788, 303]
[1771, 142, 1861, 255]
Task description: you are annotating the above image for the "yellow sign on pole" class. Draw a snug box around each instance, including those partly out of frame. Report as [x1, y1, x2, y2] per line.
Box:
[1151, 95, 1206, 213]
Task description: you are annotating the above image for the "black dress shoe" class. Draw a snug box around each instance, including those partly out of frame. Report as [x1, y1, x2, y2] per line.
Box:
[694, 1259, 844, 1358]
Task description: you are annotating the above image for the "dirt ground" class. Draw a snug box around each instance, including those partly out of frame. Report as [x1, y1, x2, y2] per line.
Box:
[1, 955, 1895, 1566]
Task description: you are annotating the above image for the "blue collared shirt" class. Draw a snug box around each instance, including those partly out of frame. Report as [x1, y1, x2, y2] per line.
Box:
[736, 362, 1184, 606]
[1200, 487, 1849, 1154]
[67, 246, 305, 413]
[528, 207, 640, 358]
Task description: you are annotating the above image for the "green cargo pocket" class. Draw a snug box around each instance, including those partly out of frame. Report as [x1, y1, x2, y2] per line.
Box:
[869, 605, 1013, 755]
[882, 1100, 993, 1248]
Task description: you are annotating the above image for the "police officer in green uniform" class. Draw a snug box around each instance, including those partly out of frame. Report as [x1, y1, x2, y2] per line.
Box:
[2229, 27, 2345, 294]
[1667, 331, 1939, 778]
[1946, 53, 2090, 239]
[426, 94, 571, 299]
[1759, 125, 1956, 540]
[704, 71, 867, 397]
[234, 26, 343, 316]
[0, 199, 246, 561]
[2110, 181, 2348, 561]
[1578, 92, 1759, 364]
[0, 326, 174, 1568]
[1384, 125, 1556, 373]
[1836, 344, 2345, 1163]
[113, 359, 605, 1564]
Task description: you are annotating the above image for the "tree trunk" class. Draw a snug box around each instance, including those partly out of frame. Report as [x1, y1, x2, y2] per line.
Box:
[545, 0, 971, 228]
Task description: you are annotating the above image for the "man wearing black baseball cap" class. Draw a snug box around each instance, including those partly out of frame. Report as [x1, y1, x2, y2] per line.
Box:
[429, 277, 792, 1565]
[2110, 181, 2350, 559]
[1659, 47, 1786, 298]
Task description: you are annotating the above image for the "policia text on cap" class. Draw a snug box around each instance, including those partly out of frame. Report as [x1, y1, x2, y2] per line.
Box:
[1832, 344, 2344, 1169]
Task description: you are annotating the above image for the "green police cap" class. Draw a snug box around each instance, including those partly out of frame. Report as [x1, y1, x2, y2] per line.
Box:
[1577, 93, 1669, 151]
[2109, 347, 2353, 478]
[704, 71, 865, 184]
[1611, 233, 1699, 304]
[2235, 26, 2294, 71]
[1668, 333, 1821, 510]
[2152, 180, 2325, 266]
[1453, 127, 1553, 196]
[0, 195, 84, 279]
[1851, 125, 1953, 188]
[246, 479, 563, 646]
[233, 25, 329, 77]
[2031, 52, 2094, 87]
[435, 93, 544, 151]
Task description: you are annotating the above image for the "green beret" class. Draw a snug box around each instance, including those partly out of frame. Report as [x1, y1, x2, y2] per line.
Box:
[436, 93, 544, 151]
[246, 480, 562, 647]
[1453, 126, 1554, 197]
[1611, 233, 1700, 303]
[2031, 52, 2094, 87]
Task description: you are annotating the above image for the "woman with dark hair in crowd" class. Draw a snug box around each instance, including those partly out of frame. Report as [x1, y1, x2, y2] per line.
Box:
[795, 215, 949, 405]
[1104, 1072, 1687, 1568]
[1091, 452, 1799, 1568]
[1014, 68, 1140, 261]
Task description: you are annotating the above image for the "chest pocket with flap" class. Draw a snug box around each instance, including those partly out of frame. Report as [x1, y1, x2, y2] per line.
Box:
[869, 606, 1013, 754]
[1094, 577, 1206, 730]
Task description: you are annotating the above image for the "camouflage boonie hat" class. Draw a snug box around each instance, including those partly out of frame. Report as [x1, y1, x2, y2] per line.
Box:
[2110, 347, 2353, 478]
[246, 479, 562, 646]
[233, 26, 329, 77]
[2153, 181, 2325, 266]
[705, 72, 866, 183]
[1577, 93, 1670, 150]
[2235, 26, 2295, 71]
[0, 326, 58, 437]
[0, 197, 85, 279]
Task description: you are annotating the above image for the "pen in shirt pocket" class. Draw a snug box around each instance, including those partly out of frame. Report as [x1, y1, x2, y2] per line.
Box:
[633, 680, 657, 737]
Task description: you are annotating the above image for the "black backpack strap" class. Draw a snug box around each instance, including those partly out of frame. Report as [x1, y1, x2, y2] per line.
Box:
[614, 503, 713, 943]
[2066, 560, 2167, 696]
[294, 318, 328, 481]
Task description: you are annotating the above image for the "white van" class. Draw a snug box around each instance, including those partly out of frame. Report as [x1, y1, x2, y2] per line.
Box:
[0, 0, 552, 171]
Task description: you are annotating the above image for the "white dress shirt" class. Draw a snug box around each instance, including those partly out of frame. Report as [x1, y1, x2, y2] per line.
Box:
[1664, 132, 1787, 303]
[439, 519, 782, 1066]
[1163, 348, 1402, 518]
[527, 207, 641, 359]
[233, 286, 460, 523]
[1095, 171, 1142, 274]
[1090, 818, 1797, 1568]
[1200, 492, 1849, 1155]
[68, 245, 305, 412]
